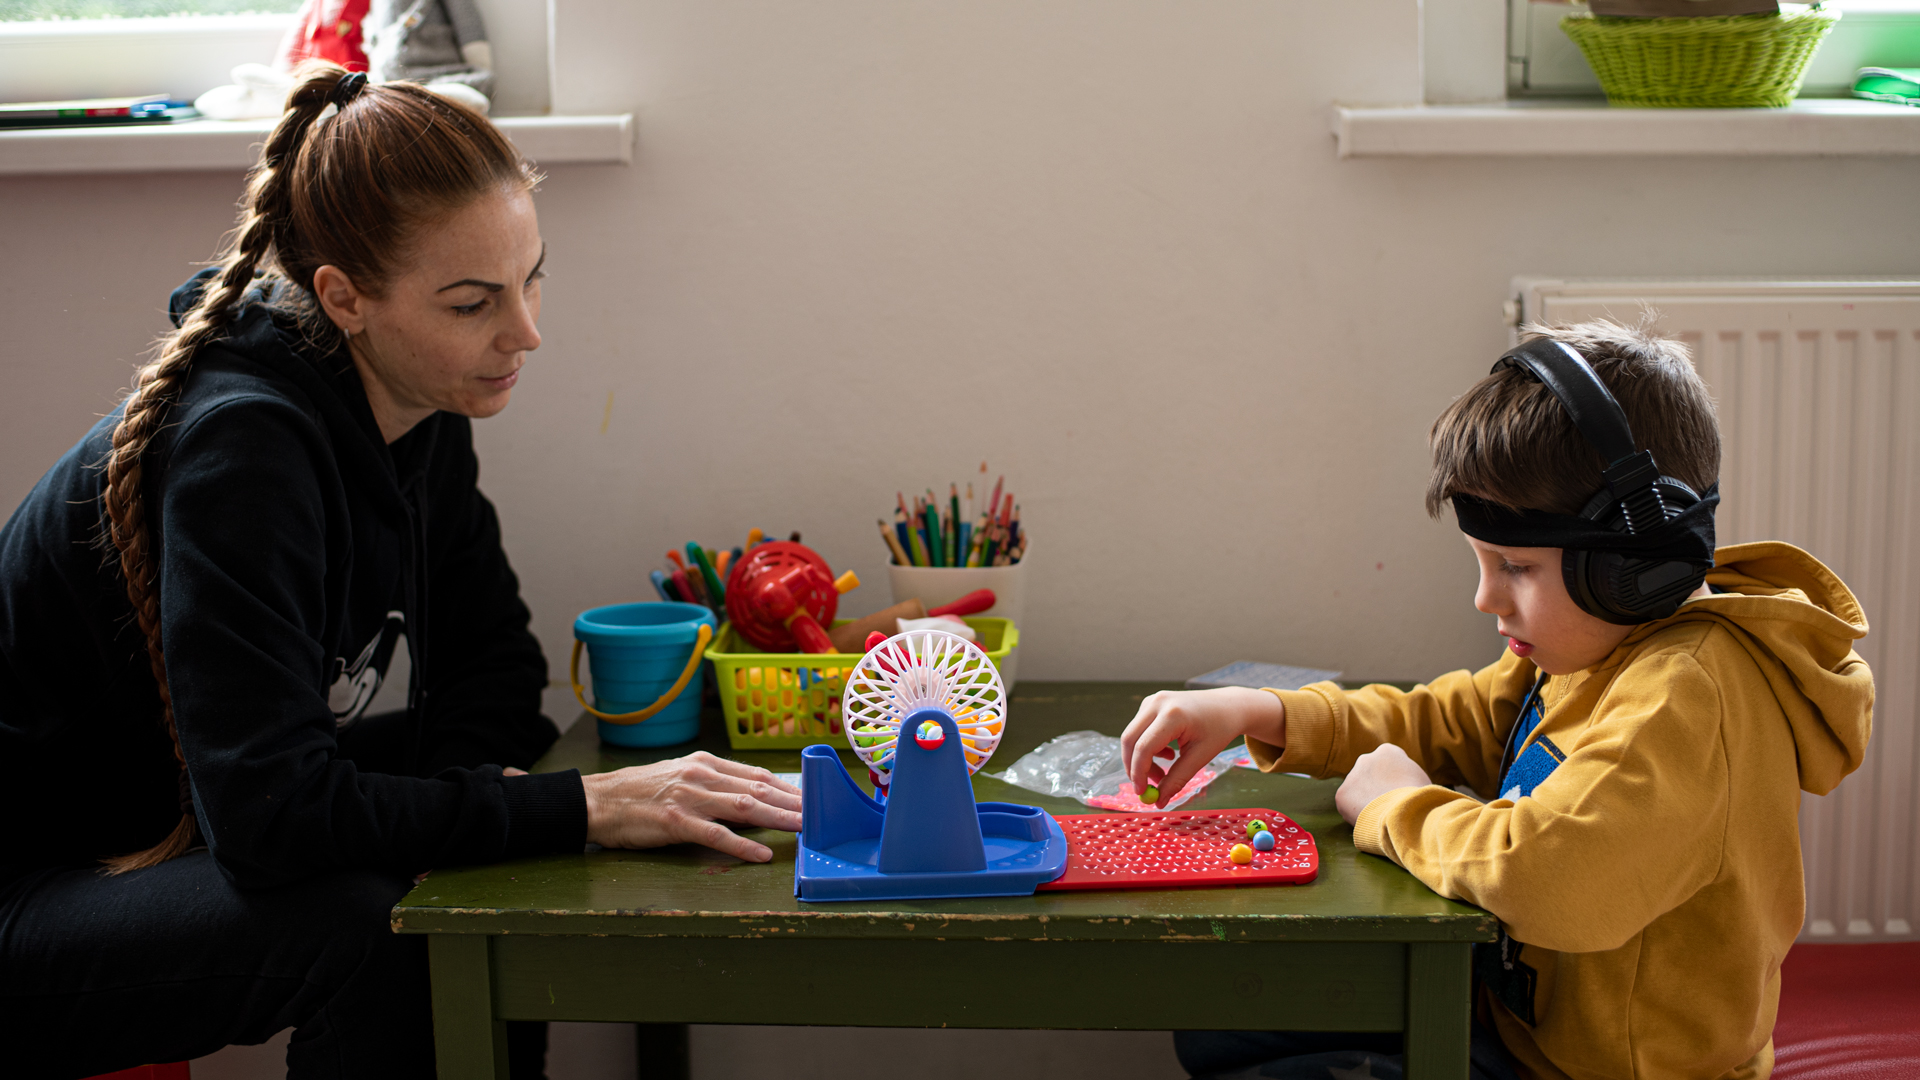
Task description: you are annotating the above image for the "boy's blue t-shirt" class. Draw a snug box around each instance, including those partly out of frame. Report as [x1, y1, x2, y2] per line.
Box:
[1499, 675, 1565, 802]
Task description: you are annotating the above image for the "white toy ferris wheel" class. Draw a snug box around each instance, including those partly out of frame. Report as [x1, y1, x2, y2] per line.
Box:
[841, 629, 1006, 789]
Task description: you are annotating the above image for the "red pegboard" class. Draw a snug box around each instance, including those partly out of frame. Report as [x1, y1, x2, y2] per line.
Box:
[1036, 807, 1317, 892]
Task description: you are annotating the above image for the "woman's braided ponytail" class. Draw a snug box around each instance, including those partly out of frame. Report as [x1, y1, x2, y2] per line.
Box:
[99, 67, 360, 874]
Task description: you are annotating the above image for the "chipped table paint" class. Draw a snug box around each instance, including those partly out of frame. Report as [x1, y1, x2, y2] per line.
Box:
[395, 681, 1494, 1080]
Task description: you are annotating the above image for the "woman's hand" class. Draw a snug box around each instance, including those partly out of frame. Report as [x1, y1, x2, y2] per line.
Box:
[580, 752, 803, 863]
[1333, 744, 1432, 825]
[1120, 687, 1285, 808]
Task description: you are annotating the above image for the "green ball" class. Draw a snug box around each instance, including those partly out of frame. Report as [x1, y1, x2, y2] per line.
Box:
[1142, 785, 1160, 803]
[1245, 818, 1268, 838]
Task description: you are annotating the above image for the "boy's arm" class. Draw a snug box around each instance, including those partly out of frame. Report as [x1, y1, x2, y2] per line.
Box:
[1249, 648, 1537, 794]
[1356, 650, 1727, 953]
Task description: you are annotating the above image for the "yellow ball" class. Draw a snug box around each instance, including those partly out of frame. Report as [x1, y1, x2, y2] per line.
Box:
[1142, 785, 1160, 803]
[1229, 843, 1254, 865]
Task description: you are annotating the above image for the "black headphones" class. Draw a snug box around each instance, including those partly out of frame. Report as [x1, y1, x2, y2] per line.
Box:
[1493, 338, 1711, 625]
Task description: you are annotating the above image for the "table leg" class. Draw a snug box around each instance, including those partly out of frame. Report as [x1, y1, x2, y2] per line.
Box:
[635, 1022, 690, 1080]
[1404, 941, 1472, 1080]
[430, 934, 509, 1080]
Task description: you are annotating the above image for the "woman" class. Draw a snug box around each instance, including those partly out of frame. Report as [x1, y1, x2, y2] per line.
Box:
[0, 66, 800, 1079]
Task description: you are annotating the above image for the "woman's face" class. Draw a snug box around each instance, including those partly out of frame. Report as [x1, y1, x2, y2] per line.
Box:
[314, 187, 544, 443]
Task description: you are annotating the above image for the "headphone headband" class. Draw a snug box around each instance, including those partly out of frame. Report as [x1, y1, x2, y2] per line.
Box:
[1493, 338, 1636, 466]
[1494, 337, 1668, 535]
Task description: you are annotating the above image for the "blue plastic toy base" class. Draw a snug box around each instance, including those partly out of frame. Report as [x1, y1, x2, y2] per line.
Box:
[795, 709, 1068, 902]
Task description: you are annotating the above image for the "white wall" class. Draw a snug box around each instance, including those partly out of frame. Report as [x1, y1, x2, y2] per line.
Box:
[4, 0, 1918, 689]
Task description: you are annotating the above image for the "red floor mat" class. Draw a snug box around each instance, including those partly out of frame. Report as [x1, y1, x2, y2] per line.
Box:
[1773, 942, 1920, 1080]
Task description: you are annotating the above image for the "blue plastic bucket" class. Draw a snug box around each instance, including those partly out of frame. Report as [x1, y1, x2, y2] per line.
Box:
[573, 601, 716, 747]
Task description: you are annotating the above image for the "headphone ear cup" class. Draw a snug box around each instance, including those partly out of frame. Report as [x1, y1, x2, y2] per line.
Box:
[1564, 547, 1707, 625]
[1562, 547, 1622, 624]
[1567, 475, 1711, 624]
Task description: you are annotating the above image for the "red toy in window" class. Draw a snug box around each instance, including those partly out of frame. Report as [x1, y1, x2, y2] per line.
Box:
[277, 0, 372, 73]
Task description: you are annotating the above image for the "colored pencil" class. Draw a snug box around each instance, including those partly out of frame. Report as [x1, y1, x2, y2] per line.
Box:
[949, 485, 962, 566]
[907, 517, 930, 566]
[893, 508, 914, 564]
[746, 527, 764, 548]
[666, 549, 688, 572]
[879, 518, 911, 565]
[650, 569, 674, 602]
[877, 471, 1023, 568]
[924, 496, 944, 567]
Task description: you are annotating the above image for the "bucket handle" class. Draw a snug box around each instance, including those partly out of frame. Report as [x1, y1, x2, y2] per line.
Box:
[570, 622, 714, 724]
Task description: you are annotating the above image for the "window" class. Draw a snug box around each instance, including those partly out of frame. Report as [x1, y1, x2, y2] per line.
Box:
[1, 0, 296, 16]
[1507, 0, 1920, 99]
[0, 0, 550, 116]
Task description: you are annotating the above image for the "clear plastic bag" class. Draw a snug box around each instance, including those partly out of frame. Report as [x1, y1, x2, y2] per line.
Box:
[990, 730, 1249, 812]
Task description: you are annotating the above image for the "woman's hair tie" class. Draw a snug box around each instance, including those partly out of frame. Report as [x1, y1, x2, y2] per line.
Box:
[331, 71, 369, 108]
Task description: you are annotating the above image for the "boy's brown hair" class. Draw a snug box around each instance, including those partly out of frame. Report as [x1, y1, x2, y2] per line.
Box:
[1426, 316, 1721, 518]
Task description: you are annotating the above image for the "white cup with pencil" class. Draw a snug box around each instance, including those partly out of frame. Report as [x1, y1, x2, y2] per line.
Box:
[874, 468, 1028, 686]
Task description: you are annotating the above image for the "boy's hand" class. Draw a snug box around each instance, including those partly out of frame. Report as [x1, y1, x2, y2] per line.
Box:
[1120, 687, 1285, 808]
[1335, 744, 1433, 825]
[583, 751, 803, 862]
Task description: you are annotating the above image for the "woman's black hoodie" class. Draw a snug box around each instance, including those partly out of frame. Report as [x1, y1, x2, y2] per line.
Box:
[0, 271, 586, 889]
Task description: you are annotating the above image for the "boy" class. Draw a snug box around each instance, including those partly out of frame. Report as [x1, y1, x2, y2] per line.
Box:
[1125, 320, 1873, 1080]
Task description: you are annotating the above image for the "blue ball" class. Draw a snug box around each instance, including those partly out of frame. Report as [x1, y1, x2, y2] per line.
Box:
[1251, 829, 1277, 852]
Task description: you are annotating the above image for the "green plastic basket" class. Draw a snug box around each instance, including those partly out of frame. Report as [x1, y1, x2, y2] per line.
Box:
[706, 616, 1019, 749]
[1562, 8, 1840, 108]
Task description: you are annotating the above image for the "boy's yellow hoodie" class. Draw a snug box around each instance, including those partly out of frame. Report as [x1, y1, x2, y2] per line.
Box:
[1248, 542, 1872, 1080]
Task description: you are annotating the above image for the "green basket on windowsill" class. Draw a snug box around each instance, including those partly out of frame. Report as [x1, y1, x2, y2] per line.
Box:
[1562, 7, 1840, 108]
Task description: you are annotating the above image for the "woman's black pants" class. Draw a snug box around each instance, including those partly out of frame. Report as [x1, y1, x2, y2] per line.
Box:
[0, 851, 546, 1079]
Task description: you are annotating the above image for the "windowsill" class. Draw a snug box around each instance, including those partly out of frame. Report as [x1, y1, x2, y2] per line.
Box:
[0, 113, 634, 176]
[1333, 98, 1920, 158]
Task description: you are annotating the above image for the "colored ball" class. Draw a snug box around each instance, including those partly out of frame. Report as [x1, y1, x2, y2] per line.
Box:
[914, 719, 945, 748]
[1229, 843, 1254, 865]
[1245, 818, 1268, 839]
[1142, 785, 1160, 804]
[1252, 829, 1277, 852]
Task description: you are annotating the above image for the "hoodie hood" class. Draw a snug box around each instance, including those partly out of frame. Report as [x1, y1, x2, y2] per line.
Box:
[166, 267, 431, 513]
[1641, 541, 1873, 795]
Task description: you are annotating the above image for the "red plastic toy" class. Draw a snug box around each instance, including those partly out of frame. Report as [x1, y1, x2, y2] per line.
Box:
[725, 541, 848, 653]
[1036, 808, 1318, 891]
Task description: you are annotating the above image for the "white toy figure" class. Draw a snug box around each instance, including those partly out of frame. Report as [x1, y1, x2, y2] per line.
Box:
[195, 63, 297, 121]
[363, 0, 494, 108]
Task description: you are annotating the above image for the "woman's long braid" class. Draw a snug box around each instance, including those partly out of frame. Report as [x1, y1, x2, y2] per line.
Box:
[99, 73, 342, 875]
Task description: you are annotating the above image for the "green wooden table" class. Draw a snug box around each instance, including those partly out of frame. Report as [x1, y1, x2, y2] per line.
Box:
[394, 682, 1496, 1080]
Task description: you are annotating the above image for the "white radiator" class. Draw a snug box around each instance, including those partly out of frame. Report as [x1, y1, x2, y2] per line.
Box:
[1514, 277, 1920, 943]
